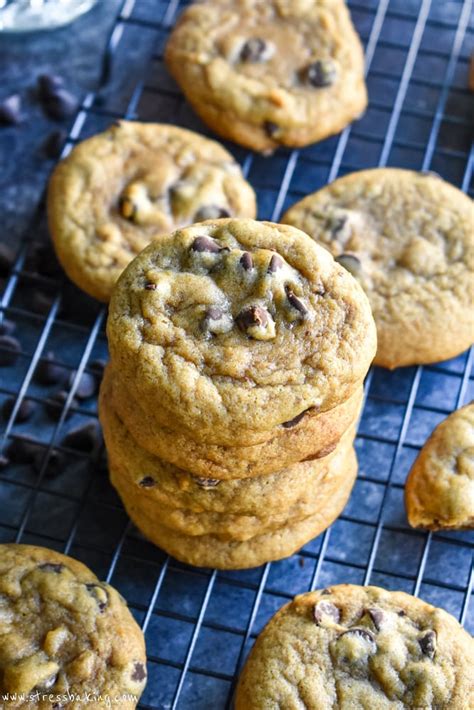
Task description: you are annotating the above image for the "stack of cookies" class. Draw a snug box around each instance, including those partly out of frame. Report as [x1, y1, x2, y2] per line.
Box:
[99, 218, 376, 569]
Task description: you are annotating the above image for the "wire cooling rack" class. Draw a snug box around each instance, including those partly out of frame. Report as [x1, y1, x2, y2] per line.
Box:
[1, 0, 473, 708]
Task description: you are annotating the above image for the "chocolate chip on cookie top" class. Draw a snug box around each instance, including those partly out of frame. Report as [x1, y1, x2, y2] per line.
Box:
[107, 218, 376, 444]
[0, 545, 146, 708]
[47, 121, 256, 302]
[236, 585, 474, 710]
[283, 168, 474, 369]
[165, 0, 367, 152]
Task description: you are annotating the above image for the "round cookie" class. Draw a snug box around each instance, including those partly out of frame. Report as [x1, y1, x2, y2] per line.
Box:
[103, 364, 363, 479]
[47, 121, 256, 302]
[405, 402, 474, 530]
[107, 218, 376, 446]
[236, 585, 474, 709]
[165, 0, 367, 152]
[282, 168, 474, 369]
[121, 465, 357, 569]
[0, 544, 147, 709]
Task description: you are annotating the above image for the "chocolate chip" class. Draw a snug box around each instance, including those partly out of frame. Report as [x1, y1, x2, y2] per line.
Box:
[2, 397, 36, 423]
[35, 352, 69, 385]
[145, 282, 157, 290]
[194, 206, 231, 221]
[37, 73, 65, 99]
[194, 477, 220, 489]
[68, 370, 97, 400]
[240, 252, 253, 271]
[44, 391, 77, 421]
[419, 630, 436, 659]
[281, 410, 307, 428]
[190, 236, 222, 253]
[366, 607, 385, 631]
[44, 89, 78, 120]
[85, 583, 109, 612]
[335, 253, 361, 278]
[285, 286, 308, 316]
[201, 307, 233, 335]
[38, 563, 64, 573]
[305, 59, 337, 88]
[0, 94, 22, 125]
[0, 320, 16, 336]
[241, 38, 268, 62]
[61, 422, 99, 453]
[131, 662, 147, 682]
[206, 307, 223, 321]
[139, 476, 156, 488]
[340, 627, 377, 652]
[0, 243, 15, 277]
[42, 129, 67, 159]
[236, 305, 268, 331]
[264, 121, 279, 138]
[0, 335, 21, 366]
[398, 610, 407, 617]
[314, 600, 341, 625]
[268, 254, 283, 273]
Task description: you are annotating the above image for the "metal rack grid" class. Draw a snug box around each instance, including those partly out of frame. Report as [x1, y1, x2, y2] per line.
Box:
[1, 0, 473, 708]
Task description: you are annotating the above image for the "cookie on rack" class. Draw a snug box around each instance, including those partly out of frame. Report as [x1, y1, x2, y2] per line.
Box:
[282, 168, 474, 368]
[236, 584, 474, 709]
[405, 402, 474, 530]
[165, 0, 367, 152]
[0, 544, 147, 708]
[107, 218, 376, 446]
[47, 121, 256, 302]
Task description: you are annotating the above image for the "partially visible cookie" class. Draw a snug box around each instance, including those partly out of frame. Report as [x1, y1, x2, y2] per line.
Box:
[283, 168, 474, 368]
[405, 402, 474, 530]
[0, 544, 147, 709]
[47, 121, 256, 301]
[165, 0, 367, 152]
[236, 585, 474, 709]
[107, 218, 376, 446]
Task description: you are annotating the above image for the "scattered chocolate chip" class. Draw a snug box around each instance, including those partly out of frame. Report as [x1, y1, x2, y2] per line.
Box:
[44, 391, 77, 421]
[37, 73, 65, 99]
[241, 37, 268, 62]
[314, 600, 341, 625]
[268, 254, 283, 273]
[61, 422, 100, 453]
[194, 206, 231, 221]
[419, 630, 436, 659]
[285, 286, 308, 316]
[236, 305, 268, 331]
[201, 307, 233, 335]
[35, 352, 69, 385]
[139, 476, 156, 488]
[2, 397, 36, 423]
[38, 563, 64, 573]
[32, 290, 54, 315]
[194, 477, 220, 489]
[190, 236, 222, 253]
[145, 282, 157, 290]
[327, 214, 348, 237]
[264, 121, 279, 138]
[68, 370, 97, 400]
[281, 409, 307, 428]
[42, 129, 67, 159]
[305, 59, 337, 88]
[240, 252, 253, 271]
[88, 359, 107, 378]
[335, 253, 361, 277]
[398, 610, 407, 617]
[0, 94, 22, 125]
[0, 319, 16, 336]
[44, 88, 79, 120]
[366, 607, 385, 631]
[85, 583, 109, 612]
[340, 627, 377, 652]
[0, 335, 22, 366]
[131, 662, 147, 683]
[0, 243, 15, 277]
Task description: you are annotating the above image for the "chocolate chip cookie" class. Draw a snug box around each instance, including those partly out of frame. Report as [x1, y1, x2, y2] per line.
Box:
[236, 584, 474, 709]
[107, 218, 376, 446]
[283, 168, 474, 369]
[0, 544, 147, 709]
[165, 0, 367, 152]
[47, 121, 256, 302]
[405, 402, 474, 531]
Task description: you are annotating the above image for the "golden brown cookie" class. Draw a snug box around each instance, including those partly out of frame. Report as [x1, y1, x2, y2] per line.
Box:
[405, 402, 474, 530]
[236, 584, 474, 709]
[283, 168, 474, 368]
[107, 218, 376, 446]
[104, 364, 363, 479]
[47, 121, 256, 301]
[0, 544, 147, 709]
[165, 0, 367, 152]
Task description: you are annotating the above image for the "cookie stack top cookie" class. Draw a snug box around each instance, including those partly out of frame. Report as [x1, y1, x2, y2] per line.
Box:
[107, 218, 376, 445]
